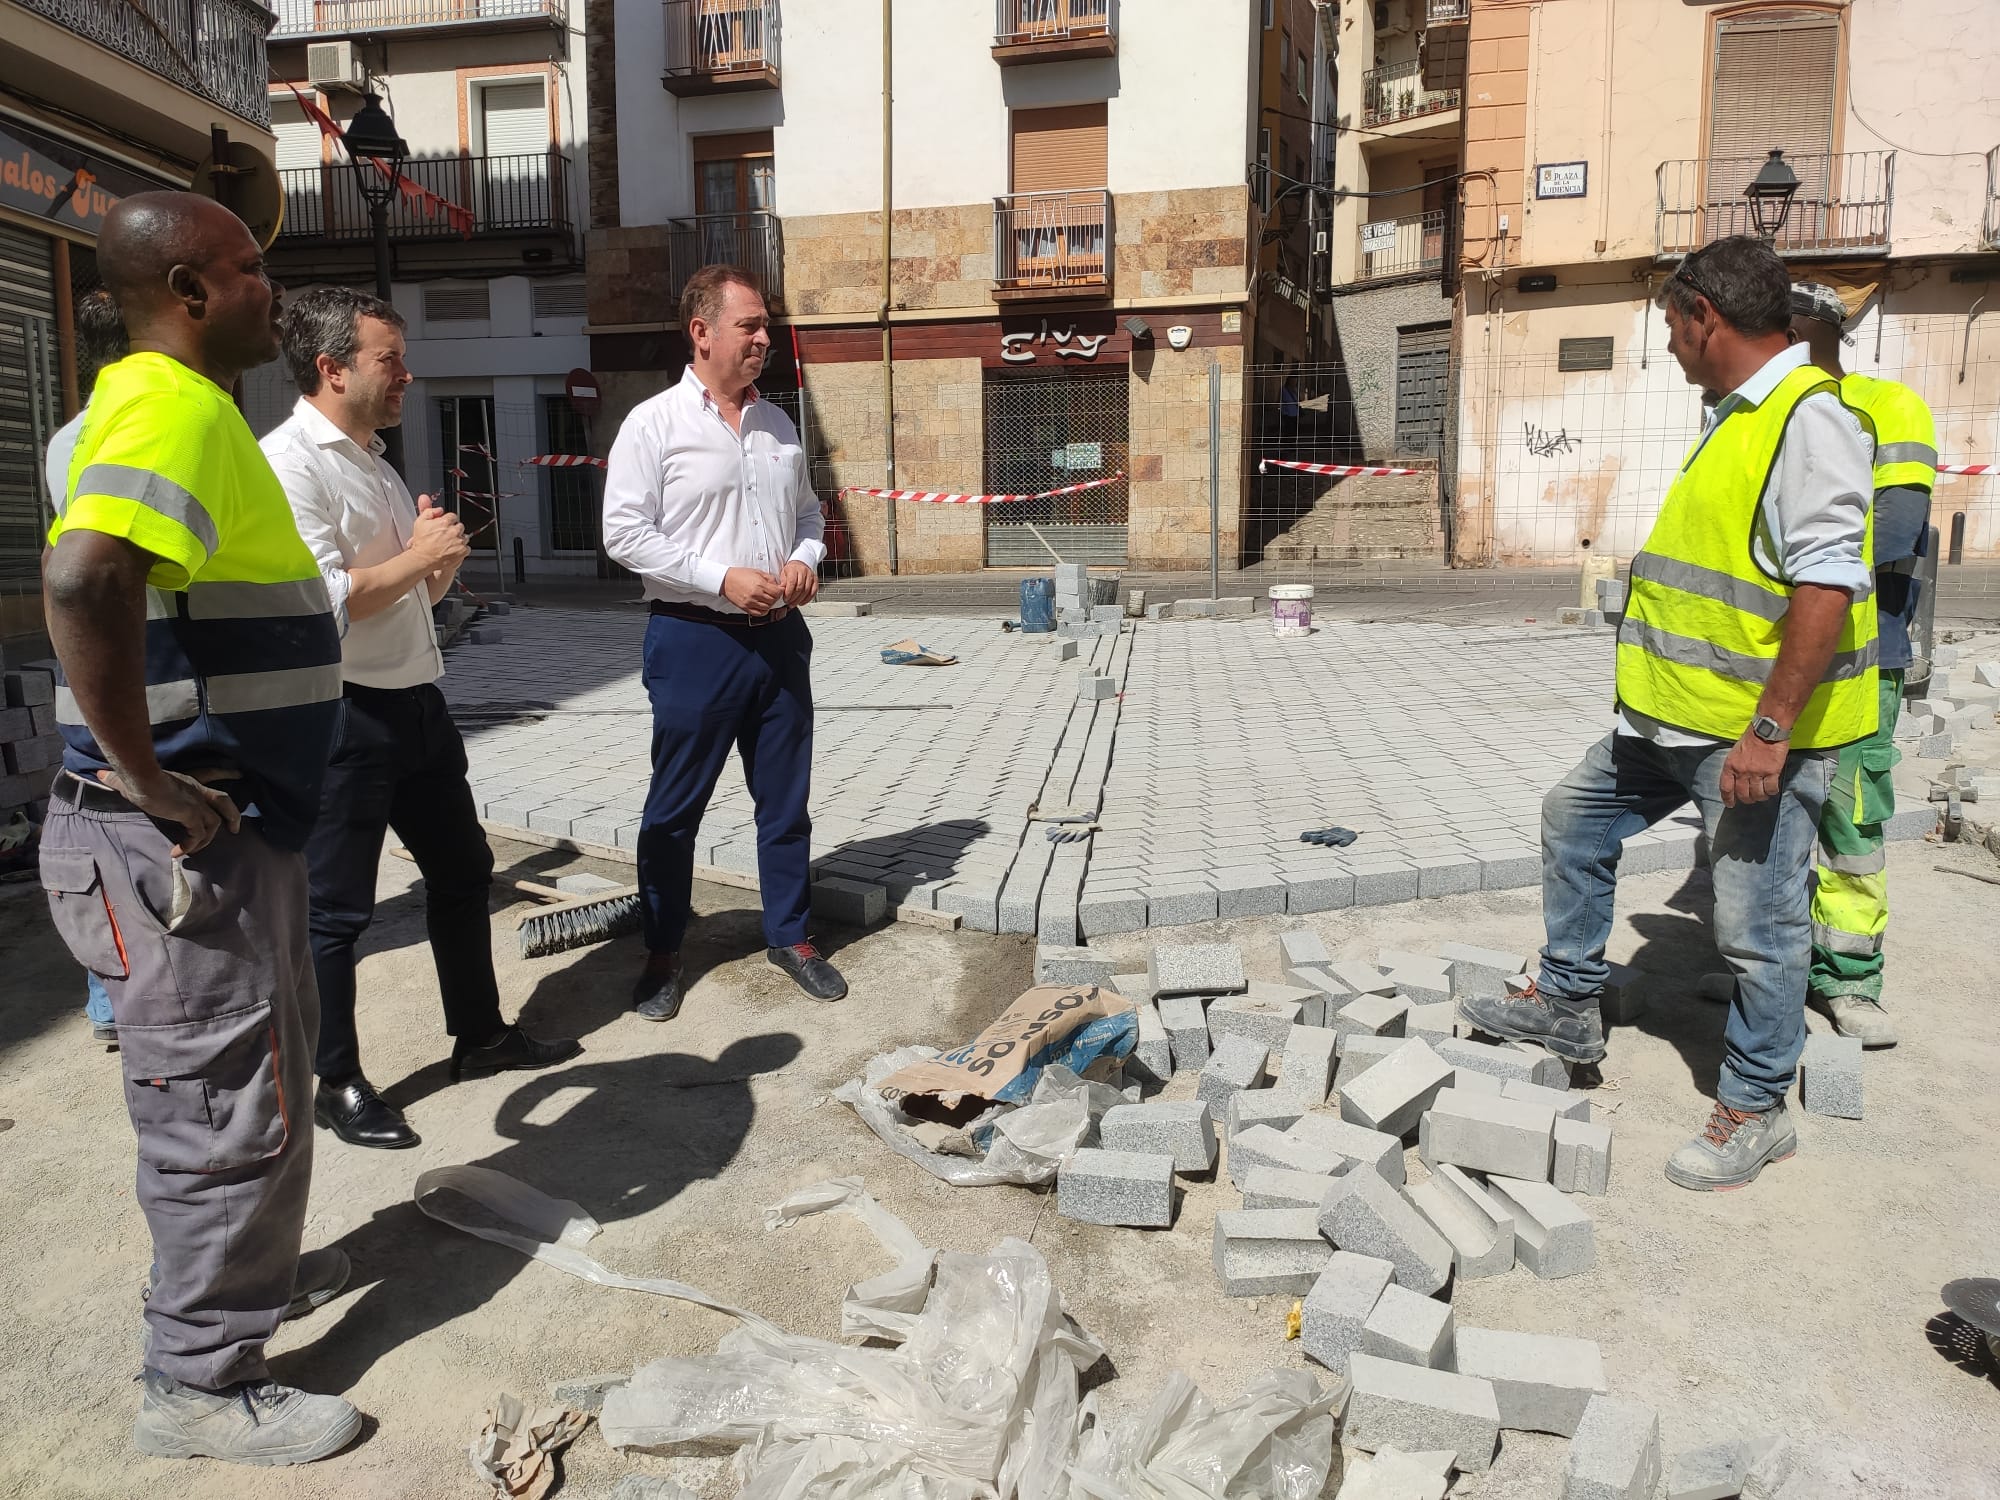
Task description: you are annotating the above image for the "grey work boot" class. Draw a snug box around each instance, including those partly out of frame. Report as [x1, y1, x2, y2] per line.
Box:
[1821, 994, 1899, 1048]
[1457, 980, 1607, 1065]
[132, 1370, 362, 1466]
[286, 1247, 351, 1321]
[1664, 1100, 1798, 1192]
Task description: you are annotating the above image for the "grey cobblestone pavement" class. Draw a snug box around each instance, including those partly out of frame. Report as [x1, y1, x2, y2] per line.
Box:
[443, 608, 1964, 941]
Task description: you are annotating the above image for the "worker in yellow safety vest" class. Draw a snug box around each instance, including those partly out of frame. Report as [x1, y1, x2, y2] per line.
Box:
[1788, 281, 1938, 1048]
[1459, 236, 1879, 1193]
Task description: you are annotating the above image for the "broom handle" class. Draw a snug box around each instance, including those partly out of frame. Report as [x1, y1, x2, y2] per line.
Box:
[388, 845, 567, 903]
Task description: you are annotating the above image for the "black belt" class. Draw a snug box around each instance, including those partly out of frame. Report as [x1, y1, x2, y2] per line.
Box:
[649, 600, 791, 628]
[50, 769, 140, 813]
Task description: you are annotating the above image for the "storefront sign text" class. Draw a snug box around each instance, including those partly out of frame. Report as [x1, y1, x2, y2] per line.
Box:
[1001, 319, 1108, 363]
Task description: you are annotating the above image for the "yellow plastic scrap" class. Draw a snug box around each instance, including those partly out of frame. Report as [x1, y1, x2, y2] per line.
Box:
[1285, 1299, 1303, 1340]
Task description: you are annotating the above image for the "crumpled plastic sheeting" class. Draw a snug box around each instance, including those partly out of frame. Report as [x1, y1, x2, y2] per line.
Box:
[1066, 1370, 1342, 1500]
[418, 1168, 1338, 1500]
[763, 1177, 936, 1343]
[835, 1052, 1126, 1188]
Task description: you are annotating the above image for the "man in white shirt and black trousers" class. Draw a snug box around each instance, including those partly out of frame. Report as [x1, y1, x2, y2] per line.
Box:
[264, 287, 580, 1149]
[602, 264, 846, 1020]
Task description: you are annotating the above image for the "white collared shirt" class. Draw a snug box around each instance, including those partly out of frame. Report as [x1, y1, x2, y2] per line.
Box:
[262, 396, 444, 690]
[600, 366, 827, 611]
[1618, 341, 1874, 745]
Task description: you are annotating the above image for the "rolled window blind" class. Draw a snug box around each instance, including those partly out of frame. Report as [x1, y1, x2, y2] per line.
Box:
[1707, 10, 1838, 201]
[1010, 103, 1108, 193]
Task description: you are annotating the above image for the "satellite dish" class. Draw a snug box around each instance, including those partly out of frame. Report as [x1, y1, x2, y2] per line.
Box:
[191, 138, 285, 249]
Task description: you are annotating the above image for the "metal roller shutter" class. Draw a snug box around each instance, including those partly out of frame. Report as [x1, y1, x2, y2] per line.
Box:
[0, 223, 59, 595]
[480, 80, 551, 228]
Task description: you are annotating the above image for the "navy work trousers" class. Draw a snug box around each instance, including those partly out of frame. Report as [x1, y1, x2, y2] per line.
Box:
[637, 609, 814, 954]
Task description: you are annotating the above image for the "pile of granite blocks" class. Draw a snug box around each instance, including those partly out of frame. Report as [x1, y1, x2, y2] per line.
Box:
[1897, 644, 2000, 759]
[1054, 562, 1124, 640]
[1050, 931, 1792, 1496]
[0, 653, 63, 824]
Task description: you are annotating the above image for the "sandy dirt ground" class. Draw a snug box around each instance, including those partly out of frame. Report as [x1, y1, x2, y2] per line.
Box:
[2, 832, 1998, 1499]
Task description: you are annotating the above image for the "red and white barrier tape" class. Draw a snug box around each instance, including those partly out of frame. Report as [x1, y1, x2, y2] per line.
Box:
[1259, 459, 1426, 477]
[1938, 463, 1997, 476]
[840, 471, 1128, 505]
[522, 454, 609, 469]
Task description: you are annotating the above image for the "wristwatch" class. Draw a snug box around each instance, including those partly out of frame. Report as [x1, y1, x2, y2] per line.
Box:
[1749, 714, 1790, 744]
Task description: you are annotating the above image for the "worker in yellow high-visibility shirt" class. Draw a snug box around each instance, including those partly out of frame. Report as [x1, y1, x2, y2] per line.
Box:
[1791, 281, 1938, 1048]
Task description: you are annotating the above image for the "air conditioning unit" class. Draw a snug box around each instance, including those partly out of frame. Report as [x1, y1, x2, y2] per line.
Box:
[1375, 0, 1412, 35]
[306, 40, 367, 93]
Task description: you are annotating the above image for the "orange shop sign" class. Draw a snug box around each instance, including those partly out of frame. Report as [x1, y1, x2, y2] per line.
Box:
[0, 121, 164, 237]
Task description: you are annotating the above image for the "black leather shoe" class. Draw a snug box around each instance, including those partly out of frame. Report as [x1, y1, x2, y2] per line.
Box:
[449, 1024, 583, 1081]
[631, 962, 684, 1022]
[767, 942, 847, 1002]
[314, 1076, 419, 1149]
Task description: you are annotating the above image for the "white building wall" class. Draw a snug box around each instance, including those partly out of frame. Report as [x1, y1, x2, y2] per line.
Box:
[616, 0, 1255, 226]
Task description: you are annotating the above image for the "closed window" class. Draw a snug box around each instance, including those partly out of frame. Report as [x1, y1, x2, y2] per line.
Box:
[1007, 105, 1108, 282]
[1706, 8, 1839, 219]
[693, 129, 776, 273]
[475, 78, 551, 229]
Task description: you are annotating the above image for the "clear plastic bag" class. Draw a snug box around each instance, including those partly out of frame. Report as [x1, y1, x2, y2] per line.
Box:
[1065, 1370, 1341, 1500]
[835, 1053, 1123, 1188]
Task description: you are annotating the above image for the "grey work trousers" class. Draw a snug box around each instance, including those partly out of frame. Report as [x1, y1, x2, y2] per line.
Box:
[39, 773, 317, 1390]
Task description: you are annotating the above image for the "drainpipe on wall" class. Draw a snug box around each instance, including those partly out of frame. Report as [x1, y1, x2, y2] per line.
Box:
[880, 0, 899, 573]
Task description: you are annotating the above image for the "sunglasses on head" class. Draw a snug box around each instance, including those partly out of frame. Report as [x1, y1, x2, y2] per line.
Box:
[1672, 260, 1719, 312]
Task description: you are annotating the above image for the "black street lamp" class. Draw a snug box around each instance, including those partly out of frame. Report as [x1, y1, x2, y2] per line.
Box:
[341, 90, 409, 471]
[1744, 148, 1800, 243]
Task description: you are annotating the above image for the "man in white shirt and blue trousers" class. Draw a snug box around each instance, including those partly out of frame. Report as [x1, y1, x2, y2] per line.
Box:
[602, 264, 847, 1020]
[264, 288, 580, 1149]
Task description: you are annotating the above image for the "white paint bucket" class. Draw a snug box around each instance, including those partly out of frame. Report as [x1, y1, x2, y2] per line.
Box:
[1270, 583, 1314, 637]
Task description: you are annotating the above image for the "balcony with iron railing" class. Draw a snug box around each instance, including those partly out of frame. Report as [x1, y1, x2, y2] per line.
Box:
[994, 189, 1111, 301]
[1361, 59, 1459, 132]
[1421, 0, 1470, 90]
[1357, 209, 1445, 282]
[992, 0, 1115, 62]
[268, 0, 568, 40]
[663, 0, 779, 96]
[274, 151, 574, 243]
[1656, 151, 1895, 258]
[15, 0, 273, 127]
[1426, 0, 1469, 19]
[663, 211, 784, 304]
[1986, 146, 2000, 251]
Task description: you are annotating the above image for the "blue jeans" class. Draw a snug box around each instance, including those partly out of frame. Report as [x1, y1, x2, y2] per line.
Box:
[1539, 731, 1832, 1112]
[85, 970, 113, 1026]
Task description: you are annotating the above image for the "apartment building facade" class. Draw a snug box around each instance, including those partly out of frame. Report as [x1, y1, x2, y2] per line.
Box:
[250, 0, 596, 580]
[1322, 0, 1459, 466]
[0, 0, 277, 641]
[588, 0, 1279, 573]
[1436, 0, 2000, 565]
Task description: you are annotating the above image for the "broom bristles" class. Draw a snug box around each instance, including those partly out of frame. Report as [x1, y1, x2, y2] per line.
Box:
[517, 892, 643, 958]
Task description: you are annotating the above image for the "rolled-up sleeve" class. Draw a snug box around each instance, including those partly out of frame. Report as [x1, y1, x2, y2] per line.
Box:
[265, 441, 352, 635]
[602, 409, 731, 596]
[1757, 393, 1874, 596]
[787, 442, 827, 569]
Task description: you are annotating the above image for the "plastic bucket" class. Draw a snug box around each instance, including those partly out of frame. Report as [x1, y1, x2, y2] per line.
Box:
[1269, 583, 1314, 637]
[1019, 577, 1055, 633]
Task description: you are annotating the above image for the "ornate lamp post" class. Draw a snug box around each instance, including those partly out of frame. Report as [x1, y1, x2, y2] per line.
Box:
[341, 90, 409, 471]
[1745, 148, 1800, 243]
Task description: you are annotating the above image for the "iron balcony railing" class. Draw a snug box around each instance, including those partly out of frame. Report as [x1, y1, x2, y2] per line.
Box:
[995, 189, 1111, 291]
[994, 0, 1111, 46]
[1358, 209, 1446, 281]
[663, 211, 783, 302]
[269, 0, 568, 37]
[664, 0, 780, 82]
[1426, 0, 1469, 21]
[1361, 58, 1460, 128]
[1656, 151, 1895, 257]
[1986, 146, 2000, 251]
[17, 0, 272, 127]
[275, 151, 574, 242]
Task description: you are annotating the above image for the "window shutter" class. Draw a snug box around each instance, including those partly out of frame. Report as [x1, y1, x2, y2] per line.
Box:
[1009, 104, 1108, 192]
[271, 102, 321, 172]
[481, 81, 549, 159]
[1707, 10, 1838, 202]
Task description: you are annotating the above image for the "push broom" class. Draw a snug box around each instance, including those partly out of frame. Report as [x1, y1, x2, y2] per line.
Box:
[390, 847, 641, 957]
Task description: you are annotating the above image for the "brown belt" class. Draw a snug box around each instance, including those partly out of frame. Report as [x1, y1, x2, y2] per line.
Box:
[649, 600, 792, 628]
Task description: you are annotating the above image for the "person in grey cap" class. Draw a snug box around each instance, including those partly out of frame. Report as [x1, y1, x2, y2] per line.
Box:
[1786, 281, 1938, 1047]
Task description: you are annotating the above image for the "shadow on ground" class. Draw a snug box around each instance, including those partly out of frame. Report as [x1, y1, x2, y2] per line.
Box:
[280, 1033, 802, 1396]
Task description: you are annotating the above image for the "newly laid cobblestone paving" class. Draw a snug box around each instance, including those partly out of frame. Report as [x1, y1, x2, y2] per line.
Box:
[444, 609, 1943, 937]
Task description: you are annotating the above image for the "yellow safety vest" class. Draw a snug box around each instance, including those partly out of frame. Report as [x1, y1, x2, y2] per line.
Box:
[1841, 371, 1937, 494]
[1616, 363, 1878, 749]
